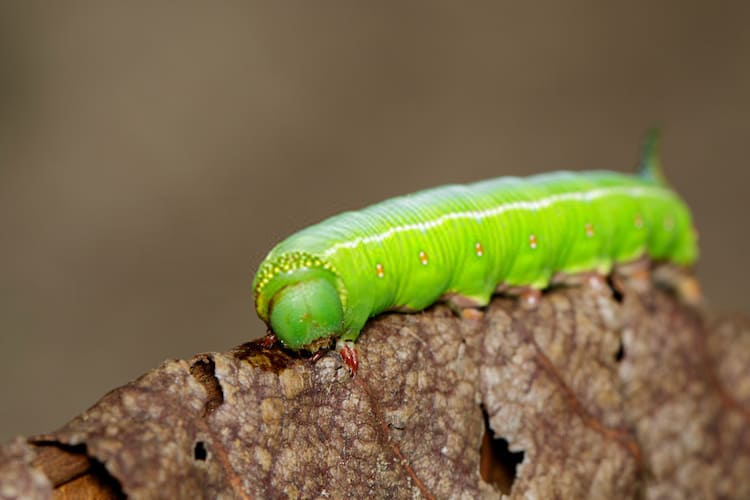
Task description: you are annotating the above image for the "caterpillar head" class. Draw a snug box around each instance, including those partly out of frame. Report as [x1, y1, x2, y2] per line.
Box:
[267, 276, 344, 350]
[253, 252, 345, 350]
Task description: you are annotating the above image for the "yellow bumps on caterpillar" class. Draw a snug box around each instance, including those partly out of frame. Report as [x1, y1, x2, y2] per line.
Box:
[253, 251, 335, 297]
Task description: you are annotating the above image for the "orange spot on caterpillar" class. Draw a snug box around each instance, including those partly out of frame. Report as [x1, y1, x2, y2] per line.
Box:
[529, 234, 538, 249]
[375, 263, 385, 278]
[419, 250, 429, 265]
[634, 214, 644, 229]
[663, 216, 674, 231]
[475, 242, 484, 257]
[585, 223, 595, 238]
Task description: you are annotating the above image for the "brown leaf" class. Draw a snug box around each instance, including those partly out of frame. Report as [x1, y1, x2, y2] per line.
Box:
[2, 277, 749, 498]
[0, 438, 52, 499]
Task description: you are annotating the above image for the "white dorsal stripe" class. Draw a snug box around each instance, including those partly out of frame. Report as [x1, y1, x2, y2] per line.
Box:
[322, 185, 672, 256]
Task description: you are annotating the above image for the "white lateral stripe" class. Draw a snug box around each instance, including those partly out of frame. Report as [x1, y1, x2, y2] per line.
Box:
[322, 185, 671, 255]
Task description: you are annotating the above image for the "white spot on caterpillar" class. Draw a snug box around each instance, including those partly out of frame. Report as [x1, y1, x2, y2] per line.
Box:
[585, 223, 595, 238]
[475, 242, 484, 257]
[419, 251, 429, 265]
[375, 263, 385, 278]
[529, 234, 538, 249]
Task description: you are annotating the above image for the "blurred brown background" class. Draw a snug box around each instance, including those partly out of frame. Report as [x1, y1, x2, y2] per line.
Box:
[0, 2, 748, 441]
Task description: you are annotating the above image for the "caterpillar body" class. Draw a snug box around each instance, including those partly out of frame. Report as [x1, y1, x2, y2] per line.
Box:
[252, 133, 697, 371]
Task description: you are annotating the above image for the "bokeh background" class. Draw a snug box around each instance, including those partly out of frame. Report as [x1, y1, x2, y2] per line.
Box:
[1, 2, 748, 441]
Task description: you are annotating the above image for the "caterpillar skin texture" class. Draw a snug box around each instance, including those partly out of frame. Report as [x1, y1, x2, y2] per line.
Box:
[253, 134, 697, 351]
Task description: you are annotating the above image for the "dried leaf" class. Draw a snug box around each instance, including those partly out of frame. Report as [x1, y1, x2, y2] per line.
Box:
[0, 438, 51, 499]
[1, 278, 748, 498]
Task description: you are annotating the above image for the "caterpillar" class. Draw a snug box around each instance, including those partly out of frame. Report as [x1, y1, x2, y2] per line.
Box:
[252, 132, 697, 374]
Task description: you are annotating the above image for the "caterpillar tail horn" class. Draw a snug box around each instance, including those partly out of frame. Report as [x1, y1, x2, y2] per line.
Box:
[637, 127, 668, 186]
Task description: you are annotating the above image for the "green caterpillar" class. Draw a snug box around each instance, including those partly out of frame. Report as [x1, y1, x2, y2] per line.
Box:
[252, 132, 697, 372]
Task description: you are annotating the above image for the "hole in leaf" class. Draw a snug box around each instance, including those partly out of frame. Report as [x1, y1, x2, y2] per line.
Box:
[30, 441, 125, 496]
[614, 340, 625, 362]
[194, 441, 207, 461]
[86, 455, 126, 498]
[479, 406, 524, 493]
[606, 275, 624, 303]
[189, 356, 224, 416]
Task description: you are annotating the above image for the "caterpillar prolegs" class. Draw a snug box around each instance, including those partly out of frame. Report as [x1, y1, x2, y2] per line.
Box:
[252, 132, 698, 374]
